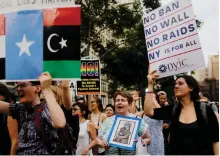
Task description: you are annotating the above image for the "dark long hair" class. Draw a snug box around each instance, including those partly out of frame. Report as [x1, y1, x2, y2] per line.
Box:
[0, 83, 10, 102]
[176, 75, 200, 102]
[72, 102, 88, 119]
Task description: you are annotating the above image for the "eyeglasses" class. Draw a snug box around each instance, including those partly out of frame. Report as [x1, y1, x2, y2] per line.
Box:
[72, 108, 80, 111]
[14, 82, 37, 90]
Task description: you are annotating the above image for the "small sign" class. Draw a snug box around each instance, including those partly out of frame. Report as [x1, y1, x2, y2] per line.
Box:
[81, 59, 100, 80]
[76, 80, 100, 95]
[107, 115, 141, 151]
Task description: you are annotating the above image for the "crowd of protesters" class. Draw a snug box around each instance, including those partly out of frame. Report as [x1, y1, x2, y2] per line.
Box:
[0, 71, 219, 155]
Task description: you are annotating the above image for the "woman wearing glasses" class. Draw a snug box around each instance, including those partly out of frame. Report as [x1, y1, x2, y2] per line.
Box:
[72, 103, 97, 155]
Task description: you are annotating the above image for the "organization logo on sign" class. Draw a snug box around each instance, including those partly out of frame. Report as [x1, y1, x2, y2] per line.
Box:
[158, 64, 167, 73]
[158, 58, 193, 73]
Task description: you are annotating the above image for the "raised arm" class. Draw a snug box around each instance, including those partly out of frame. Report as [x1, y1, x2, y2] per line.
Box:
[7, 116, 18, 155]
[0, 101, 9, 114]
[39, 72, 66, 128]
[144, 70, 159, 117]
[130, 91, 139, 114]
[59, 81, 72, 110]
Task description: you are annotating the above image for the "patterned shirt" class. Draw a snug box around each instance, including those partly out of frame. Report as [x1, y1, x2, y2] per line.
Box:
[99, 114, 148, 155]
[9, 103, 59, 155]
[143, 115, 164, 155]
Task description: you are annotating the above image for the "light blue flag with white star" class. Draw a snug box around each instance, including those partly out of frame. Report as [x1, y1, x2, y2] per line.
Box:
[6, 10, 43, 80]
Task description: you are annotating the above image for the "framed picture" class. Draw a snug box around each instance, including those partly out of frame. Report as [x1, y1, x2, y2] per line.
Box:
[107, 114, 142, 151]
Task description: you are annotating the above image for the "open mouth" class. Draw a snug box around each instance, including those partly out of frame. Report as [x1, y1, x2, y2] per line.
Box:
[117, 106, 123, 109]
[17, 91, 25, 98]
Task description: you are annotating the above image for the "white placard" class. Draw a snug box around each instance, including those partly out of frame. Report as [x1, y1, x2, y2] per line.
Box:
[108, 115, 141, 150]
[143, 0, 205, 78]
[0, 0, 76, 14]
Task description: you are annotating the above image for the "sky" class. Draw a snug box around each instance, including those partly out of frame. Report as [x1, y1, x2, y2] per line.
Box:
[161, 0, 219, 66]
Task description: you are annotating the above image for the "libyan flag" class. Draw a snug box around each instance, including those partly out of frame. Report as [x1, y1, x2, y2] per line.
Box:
[2, 7, 81, 80]
[43, 7, 81, 79]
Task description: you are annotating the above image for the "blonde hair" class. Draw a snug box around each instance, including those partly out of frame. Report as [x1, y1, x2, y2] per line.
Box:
[40, 85, 63, 105]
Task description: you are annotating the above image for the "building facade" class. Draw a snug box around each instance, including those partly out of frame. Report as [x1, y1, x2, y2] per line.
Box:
[208, 55, 219, 80]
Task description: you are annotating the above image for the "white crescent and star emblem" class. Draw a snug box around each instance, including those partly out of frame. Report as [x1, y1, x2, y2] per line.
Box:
[47, 33, 67, 53]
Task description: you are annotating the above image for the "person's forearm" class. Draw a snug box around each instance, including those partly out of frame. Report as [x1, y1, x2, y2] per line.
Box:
[62, 87, 72, 110]
[43, 89, 66, 128]
[10, 139, 18, 155]
[7, 116, 18, 155]
[144, 85, 155, 117]
[213, 142, 219, 155]
[88, 95, 92, 112]
[130, 101, 137, 114]
[86, 140, 97, 151]
[0, 101, 9, 114]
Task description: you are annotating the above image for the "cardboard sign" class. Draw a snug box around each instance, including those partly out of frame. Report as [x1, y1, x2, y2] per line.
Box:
[143, 0, 205, 78]
[76, 80, 100, 95]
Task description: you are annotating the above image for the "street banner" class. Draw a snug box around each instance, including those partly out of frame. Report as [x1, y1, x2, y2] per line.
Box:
[0, 0, 75, 14]
[142, 0, 205, 78]
[81, 60, 100, 80]
[0, 5, 81, 81]
[76, 80, 100, 95]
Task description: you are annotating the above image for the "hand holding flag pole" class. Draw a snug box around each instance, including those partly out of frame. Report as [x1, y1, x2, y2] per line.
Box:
[37, 72, 52, 90]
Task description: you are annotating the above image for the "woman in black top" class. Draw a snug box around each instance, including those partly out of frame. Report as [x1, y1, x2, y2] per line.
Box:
[144, 70, 219, 155]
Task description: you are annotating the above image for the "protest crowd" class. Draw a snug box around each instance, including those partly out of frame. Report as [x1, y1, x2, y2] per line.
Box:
[0, 71, 219, 155]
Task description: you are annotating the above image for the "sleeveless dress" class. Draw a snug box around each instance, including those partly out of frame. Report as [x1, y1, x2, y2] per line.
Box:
[76, 120, 93, 155]
[91, 113, 105, 154]
[143, 115, 164, 155]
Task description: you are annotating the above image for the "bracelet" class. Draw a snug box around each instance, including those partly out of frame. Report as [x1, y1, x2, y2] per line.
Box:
[145, 91, 154, 94]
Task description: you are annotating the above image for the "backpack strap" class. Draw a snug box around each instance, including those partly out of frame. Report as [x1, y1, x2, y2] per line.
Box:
[172, 102, 179, 117]
[200, 102, 209, 125]
[34, 104, 53, 154]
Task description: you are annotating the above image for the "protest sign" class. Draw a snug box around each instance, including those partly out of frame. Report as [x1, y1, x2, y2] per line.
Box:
[0, 0, 75, 14]
[0, 5, 81, 81]
[81, 60, 100, 80]
[76, 80, 100, 95]
[143, 0, 205, 78]
[77, 59, 101, 95]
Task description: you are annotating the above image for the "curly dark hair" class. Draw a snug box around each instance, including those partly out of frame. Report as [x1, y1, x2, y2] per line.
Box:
[176, 75, 200, 102]
[105, 104, 115, 112]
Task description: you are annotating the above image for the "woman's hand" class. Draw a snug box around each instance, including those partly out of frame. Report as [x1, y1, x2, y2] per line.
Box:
[97, 138, 109, 149]
[38, 72, 52, 90]
[132, 91, 140, 101]
[59, 80, 69, 89]
[147, 70, 160, 86]
[82, 148, 89, 155]
[163, 123, 169, 129]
